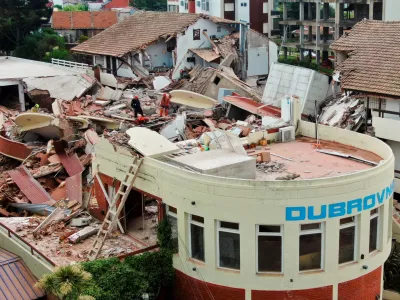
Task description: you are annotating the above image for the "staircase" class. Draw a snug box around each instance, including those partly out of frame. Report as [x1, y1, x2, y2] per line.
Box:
[88, 157, 143, 261]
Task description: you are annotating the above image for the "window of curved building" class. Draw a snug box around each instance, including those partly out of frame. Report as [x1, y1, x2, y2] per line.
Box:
[257, 225, 283, 273]
[339, 216, 357, 264]
[217, 221, 240, 270]
[189, 214, 205, 261]
[299, 222, 324, 271]
[369, 208, 379, 252]
[166, 205, 178, 253]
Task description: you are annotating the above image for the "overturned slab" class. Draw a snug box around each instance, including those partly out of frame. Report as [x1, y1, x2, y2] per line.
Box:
[170, 90, 217, 109]
[0, 134, 33, 161]
[126, 127, 179, 158]
[78, 115, 120, 130]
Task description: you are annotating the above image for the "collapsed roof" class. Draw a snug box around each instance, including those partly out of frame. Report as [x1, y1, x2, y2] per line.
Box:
[71, 11, 240, 57]
[331, 20, 400, 98]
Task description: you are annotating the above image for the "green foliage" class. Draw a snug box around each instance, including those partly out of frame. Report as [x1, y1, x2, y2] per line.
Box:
[79, 35, 89, 43]
[36, 265, 100, 300]
[278, 56, 333, 76]
[14, 28, 70, 62]
[54, 4, 63, 10]
[384, 242, 400, 292]
[0, 0, 52, 53]
[157, 217, 174, 250]
[62, 4, 89, 11]
[132, 0, 166, 11]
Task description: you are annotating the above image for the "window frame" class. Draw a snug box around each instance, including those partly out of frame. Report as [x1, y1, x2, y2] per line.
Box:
[338, 216, 357, 265]
[217, 220, 240, 270]
[299, 222, 325, 272]
[166, 205, 178, 252]
[256, 225, 283, 274]
[369, 208, 380, 253]
[188, 214, 205, 262]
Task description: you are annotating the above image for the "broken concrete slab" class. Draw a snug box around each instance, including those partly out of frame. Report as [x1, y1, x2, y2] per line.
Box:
[23, 74, 97, 101]
[169, 90, 217, 109]
[153, 76, 172, 91]
[68, 226, 98, 243]
[126, 127, 180, 158]
[87, 70, 127, 89]
[96, 86, 123, 101]
[78, 115, 120, 130]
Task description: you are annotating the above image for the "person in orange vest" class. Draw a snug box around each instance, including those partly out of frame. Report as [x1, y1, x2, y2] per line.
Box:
[160, 93, 171, 117]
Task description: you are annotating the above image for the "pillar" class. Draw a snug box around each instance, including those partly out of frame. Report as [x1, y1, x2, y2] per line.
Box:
[322, 50, 329, 61]
[316, 3, 321, 46]
[323, 27, 329, 43]
[284, 47, 288, 59]
[316, 50, 321, 64]
[283, 2, 288, 20]
[308, 49, 312, 61]
[308, 26, 313, 42]
[18, 83, 25, 112]
[369, 0, 374, 20]
[299, 2, 305, 45]
[308, 2, 312, 20]
[335, 1, 340, 40]
[323, 3, 329, 20]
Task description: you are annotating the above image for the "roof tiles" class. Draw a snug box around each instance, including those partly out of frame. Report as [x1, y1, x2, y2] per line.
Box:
[72, 11, 239, 57]
[331, 20, 400, 98]
[52, 11, 118, 30]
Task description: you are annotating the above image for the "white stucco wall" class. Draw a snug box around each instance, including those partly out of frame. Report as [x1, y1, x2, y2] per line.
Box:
[143, 40, 173, 69]
[94, 121, 394, 300]
[384, 0, 400, 21]
[172, 18, 231, 79]
[236, 0, 250, 23]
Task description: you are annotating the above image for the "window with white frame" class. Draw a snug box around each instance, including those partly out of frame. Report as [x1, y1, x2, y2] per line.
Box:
[201, 0, 209, 11]
[189, 214, 205, 261]
[257, 225, 283, 273]
[167, 205, 178, 252]
[299, 223, 324, 271]
[217, 221, 240, 270]
[339, 216, 357, 264]
[369, 208, 379, 252]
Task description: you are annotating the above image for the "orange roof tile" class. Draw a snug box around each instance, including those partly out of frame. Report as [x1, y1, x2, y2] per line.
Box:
[52, 11, 118, 30]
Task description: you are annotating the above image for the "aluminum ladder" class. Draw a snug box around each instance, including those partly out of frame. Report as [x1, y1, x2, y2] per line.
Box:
[88, 156, 143, 261]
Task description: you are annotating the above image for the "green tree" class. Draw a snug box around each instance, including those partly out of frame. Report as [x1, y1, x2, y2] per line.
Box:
[62, 4, 89, 11]
[131, 0, 166, 11]
[14, 28, 71, 62]
[0, 0, 52, 53]
[54, 4, 63, 10]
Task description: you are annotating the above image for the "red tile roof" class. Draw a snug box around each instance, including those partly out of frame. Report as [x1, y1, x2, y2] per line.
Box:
[72, 11, 239, 57]
[52, 11, 118, 30]
[104, 0, 130, 9]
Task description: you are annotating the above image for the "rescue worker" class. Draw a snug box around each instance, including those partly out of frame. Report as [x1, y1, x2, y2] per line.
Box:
[131, 95, 143, 118]
[160, 93, 171, 117]
[31, 104, 40, 112]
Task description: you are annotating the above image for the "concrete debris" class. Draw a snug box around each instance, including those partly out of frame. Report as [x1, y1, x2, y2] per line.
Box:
[256, 161, 286, 173]
[68, 226, 98, 244]
[319, 94, 366, 131]
[275, 173, 300, 180]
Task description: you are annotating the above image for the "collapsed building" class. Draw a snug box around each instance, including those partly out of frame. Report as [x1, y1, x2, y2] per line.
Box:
[0, 48, 395, 300]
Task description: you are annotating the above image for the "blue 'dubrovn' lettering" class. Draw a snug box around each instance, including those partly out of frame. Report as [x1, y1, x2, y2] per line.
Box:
[285, 181, 394, 221]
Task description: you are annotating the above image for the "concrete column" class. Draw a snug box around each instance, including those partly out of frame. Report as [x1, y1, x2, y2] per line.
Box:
[323, 3, 329, 20]
[299, 2, 305, 46]
[284, 47, 288, 59]
[308, 25, 313, 42]
[354, 3, 358, 20]
[283, 2, 288, 20]
[323, 27, 329, 43]
[335, 1, 340, 40]
[369, 0, 374, 19]
[308, 49, 312, 61]
[18, 83, 25, 112]
[316, 3, 321, 46]
[300, 49, 304, 60]
[316, 50, 321, 64]
[308, 2, 312, 20]
[322, 50, 329, 61]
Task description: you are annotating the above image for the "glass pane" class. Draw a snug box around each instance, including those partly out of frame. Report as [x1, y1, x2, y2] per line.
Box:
[258, 235, 282, 272]
[259, 225, 281, 233]
[340, 217, 354, 225]
[191, 224, 205, 261]
[220, 221, 239, 230]
[191, 215, 204, 224]
[301, 223, 320, 231]
[219, 231, 240, 270]
[299, 233, 322, 271]
[339, 226, 355, 264]
[168, 215, 179, 253]
[369, 216, 378, 252]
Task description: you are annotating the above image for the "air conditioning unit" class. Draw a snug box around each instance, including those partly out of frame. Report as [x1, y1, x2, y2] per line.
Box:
[279, 126, 295, 143]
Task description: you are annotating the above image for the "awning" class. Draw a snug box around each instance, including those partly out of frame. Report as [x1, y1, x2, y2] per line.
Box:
[0, 248, 45, 299]
[189, 48, 220, 62]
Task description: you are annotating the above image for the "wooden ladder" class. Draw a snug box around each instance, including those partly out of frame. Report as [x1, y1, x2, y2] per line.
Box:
[88, 157, 143, 261]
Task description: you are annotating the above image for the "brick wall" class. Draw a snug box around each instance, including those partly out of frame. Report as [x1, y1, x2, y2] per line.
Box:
[252, 286, 333, 300]
[338, 266, 382, 300]
[173, 270, 245, 300]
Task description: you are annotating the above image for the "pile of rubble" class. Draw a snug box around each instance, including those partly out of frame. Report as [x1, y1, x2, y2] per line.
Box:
[318, 94, 366, 131]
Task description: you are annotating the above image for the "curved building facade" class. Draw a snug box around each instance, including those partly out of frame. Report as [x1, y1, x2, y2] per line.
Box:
[94, 121, 394, 300]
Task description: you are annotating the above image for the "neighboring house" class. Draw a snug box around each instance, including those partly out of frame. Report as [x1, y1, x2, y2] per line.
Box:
[63, 0, 81, 6]
[331, 20, 400, 198]
[103, 0, 130, 9]
[71, 11, 240, 79]
[88, 1, 104, 11]
[52, 11, 118, 43]
[175, 0, 274, 36]
[279, 0, 383, 62]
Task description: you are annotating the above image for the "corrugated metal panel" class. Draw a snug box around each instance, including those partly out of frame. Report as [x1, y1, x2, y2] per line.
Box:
[8, 167, 56, 205]
[0, 248, 45, 300]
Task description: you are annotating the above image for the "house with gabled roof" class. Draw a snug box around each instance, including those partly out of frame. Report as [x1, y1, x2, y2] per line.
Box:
[71, 11, 240, 78]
